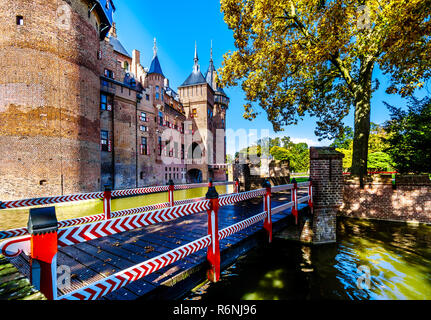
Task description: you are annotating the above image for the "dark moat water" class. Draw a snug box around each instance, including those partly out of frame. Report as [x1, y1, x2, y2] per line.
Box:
[184, 217, 431, 300]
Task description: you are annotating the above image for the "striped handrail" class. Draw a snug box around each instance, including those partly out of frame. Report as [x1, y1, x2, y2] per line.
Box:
[0, 181, 234, 210]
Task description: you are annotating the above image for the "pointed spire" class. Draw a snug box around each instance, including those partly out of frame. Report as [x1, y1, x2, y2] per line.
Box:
[193, 41, 200, 73]
[206, 40, 217, 89]
[149, 37, 164, 76]
[153, 37, 158, 57]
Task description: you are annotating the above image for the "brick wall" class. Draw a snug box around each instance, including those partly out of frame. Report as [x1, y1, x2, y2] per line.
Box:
[340, 176, 431, 224]
[0, 0, 102, 200]
[309, 147, 344, 244]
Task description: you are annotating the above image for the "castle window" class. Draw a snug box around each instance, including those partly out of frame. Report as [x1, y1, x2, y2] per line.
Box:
[146, 94, 150, 101]
[16, 16, 24, 25]
[100, 94, 107, 110]
[155, 92, 159, 100]
[100, 94, 112, 111]
[140, 112, 147, 122]
[158, 137, 162, 156]
[140, 172, 144, 179]
[101, 130, 109, 152]
[141, 137, 148, 155]
[104, 69, 114, 79]
[140, 125, 147, 132]
[123, 61, 129, 71]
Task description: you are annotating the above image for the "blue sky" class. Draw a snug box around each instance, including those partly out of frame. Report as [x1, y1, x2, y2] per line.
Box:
[112, 0, 429, 157]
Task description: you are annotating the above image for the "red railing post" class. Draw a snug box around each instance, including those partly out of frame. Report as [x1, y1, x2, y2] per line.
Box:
[291, 178, 298, 225]
[103, 184, 112, 220]
[234, 178, 240, 193]
[206, 185, 220, 282]
[308, 178, 313, 214]
[262, 180, 272, 243]
[168, 179, 175, 207]
[28, 206, 58, 300]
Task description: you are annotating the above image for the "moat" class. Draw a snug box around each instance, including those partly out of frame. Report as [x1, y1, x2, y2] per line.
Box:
[184, 217, 431, 300]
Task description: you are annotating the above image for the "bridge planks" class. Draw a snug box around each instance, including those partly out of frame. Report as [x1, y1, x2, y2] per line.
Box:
[5, 190, 308, 300]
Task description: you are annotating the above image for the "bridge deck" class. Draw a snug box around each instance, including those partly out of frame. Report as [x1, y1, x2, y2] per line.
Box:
[8, 191, 308, 300]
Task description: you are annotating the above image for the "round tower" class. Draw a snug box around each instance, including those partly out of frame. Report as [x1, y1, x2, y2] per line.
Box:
[0, 0, 114, 199]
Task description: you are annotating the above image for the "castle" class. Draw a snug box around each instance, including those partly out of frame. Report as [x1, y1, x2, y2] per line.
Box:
[0, 0, 229, 200]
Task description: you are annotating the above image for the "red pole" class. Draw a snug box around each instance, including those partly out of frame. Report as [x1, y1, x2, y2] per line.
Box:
[262, 180, 272, 243]
[234, 178, 239, 193]
[308, 178, 313, 214]
[103, 184, 112, 220]
[168, 179, 175, 207]
[291, 178, 298, 225]
[206, 185, 220, 282]
[28, 207, 58, 300]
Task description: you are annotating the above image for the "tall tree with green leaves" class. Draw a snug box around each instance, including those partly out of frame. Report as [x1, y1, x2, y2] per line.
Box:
[219, 0, 431, 182]
[384, 96, 431, 173]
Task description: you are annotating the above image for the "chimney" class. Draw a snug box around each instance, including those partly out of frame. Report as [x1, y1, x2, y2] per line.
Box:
[132, 49, 140, 77]
[109, 22, 117, 38]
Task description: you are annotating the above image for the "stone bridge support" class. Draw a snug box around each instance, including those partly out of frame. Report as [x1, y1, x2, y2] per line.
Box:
[309, 147, 344, 244]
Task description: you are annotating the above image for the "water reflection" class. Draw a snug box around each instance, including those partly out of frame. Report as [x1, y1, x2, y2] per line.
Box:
[184, 217, 431, 300]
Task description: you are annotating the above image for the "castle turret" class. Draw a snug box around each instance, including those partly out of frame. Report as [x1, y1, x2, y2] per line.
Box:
[0, 0, 115, 199]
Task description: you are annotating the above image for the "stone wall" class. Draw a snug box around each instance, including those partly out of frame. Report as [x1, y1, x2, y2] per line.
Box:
[340, 175, 431, 224]
[232, 160, 290, 191]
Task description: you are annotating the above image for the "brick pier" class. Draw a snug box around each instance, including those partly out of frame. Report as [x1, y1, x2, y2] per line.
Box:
[309, 147, 344, 244]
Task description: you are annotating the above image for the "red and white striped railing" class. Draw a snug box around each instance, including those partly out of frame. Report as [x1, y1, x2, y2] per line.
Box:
[0, 181, 234, 210]
[58, 180, 312, 300]
[0, 192, 230, 241]
[1, 179, 312, 300]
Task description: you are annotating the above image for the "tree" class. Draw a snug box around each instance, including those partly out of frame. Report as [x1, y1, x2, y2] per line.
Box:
[330, 126, 353, 149]
[335, 123, 393, 171]
[367, 151, 394, 171]
[270, 140, 310, 172]
[384, 96, 431, 173]
[270, 146, 290, 161]
[219, 0, 431, 182]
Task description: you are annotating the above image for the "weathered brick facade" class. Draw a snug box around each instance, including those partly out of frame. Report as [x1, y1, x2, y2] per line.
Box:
[0, 0, 110, 200]
[341, 175, 431, 224]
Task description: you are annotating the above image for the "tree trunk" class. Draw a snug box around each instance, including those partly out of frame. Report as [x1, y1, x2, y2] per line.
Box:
[351, 65, 373, 185]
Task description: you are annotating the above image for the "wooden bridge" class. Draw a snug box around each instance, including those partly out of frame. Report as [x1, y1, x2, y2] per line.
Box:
[0, 179, 313, 300]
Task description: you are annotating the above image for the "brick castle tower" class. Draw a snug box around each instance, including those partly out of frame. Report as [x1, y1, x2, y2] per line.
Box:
[0, 0, 115, 200]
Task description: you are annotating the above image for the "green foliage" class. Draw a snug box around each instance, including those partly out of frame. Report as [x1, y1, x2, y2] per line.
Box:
[384, 96, 431, 173]
[269, 146, 290, 161]
[367, 152, 394, 171]
[335, 123, 393, 171]
[330, 126, 354, 149]
[237, 136, 310, 172]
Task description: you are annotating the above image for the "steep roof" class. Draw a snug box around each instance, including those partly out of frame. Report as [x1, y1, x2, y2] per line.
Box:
[180, 70, 207, 87]
[148, 38, 164, 77]
[179, 42, 207, 87]
[148, 55, 164, 76]
[109, 36, 131, 58]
